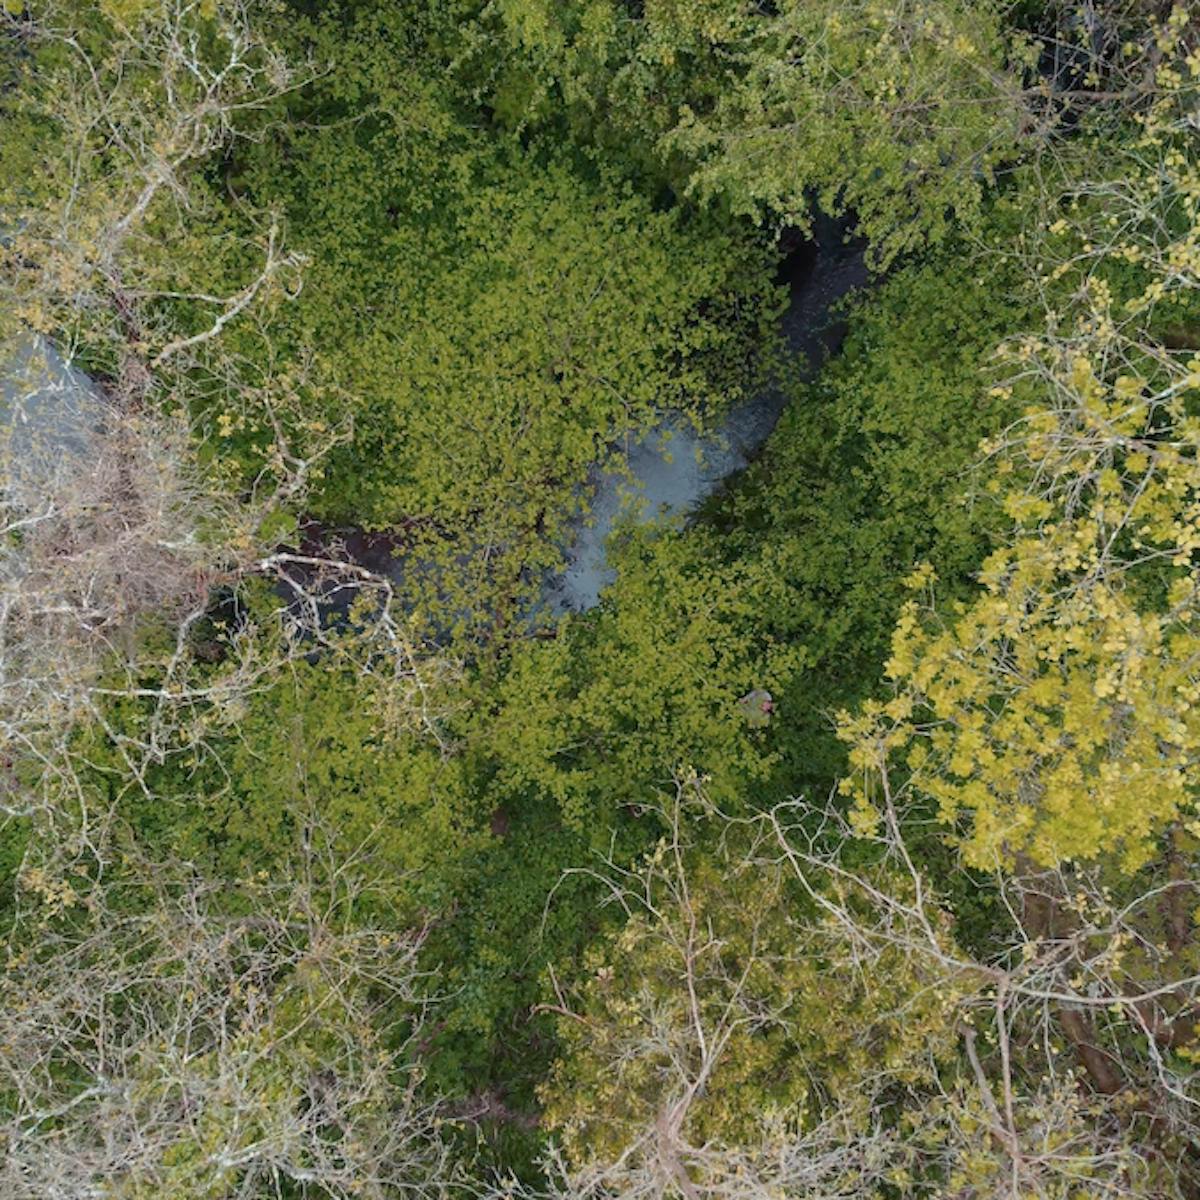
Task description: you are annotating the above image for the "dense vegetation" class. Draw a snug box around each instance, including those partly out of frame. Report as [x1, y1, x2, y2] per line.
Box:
[1, 0, 1199, 1196]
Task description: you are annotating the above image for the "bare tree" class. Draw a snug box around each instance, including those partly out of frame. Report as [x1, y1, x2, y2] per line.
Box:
[0, 378, 455, 868]
[0, 1, 460, 877]
[758, 779, 1200, 1199]
[523, 781, 958, 1200]
[515, 778, 1200, 1200]
[0, 826, 464, 1200]
[1, 0, 311, 357]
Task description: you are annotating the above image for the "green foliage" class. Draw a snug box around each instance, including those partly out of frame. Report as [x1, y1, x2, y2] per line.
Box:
[455, 0, 1035, 262]
[414, 791, 601, 1096]
[224, 2, 779, 630]
[8, 0, 1200, 1189]
[458, 235, 1032, 845]
[114, 661, 482, 910]
[480, 523, 800, 831]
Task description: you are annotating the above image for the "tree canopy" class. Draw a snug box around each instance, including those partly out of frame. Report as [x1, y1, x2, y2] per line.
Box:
[2, 0, 1199, 1196]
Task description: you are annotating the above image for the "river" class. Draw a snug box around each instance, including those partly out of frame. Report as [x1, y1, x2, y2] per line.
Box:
[542, 222, 868, 614]
[1, 221, 868, 625]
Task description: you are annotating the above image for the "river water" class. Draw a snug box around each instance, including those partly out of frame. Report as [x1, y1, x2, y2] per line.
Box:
[1, 223, 868, 624]
[0, 336, 100, 466]
[542, 225, 868, 614]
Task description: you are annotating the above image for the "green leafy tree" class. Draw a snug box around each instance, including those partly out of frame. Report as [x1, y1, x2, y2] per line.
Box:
[481, 524, 800, 832]
[457, 0, 1037, 262]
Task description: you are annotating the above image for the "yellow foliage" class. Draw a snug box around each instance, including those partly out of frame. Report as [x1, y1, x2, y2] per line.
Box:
[842, 112, 1200, 872]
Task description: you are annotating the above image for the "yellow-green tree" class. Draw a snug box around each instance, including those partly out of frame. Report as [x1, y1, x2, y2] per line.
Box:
[842, 59, 1200, 871]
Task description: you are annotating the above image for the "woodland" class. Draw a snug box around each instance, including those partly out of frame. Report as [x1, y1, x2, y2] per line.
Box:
[1, 0, 1200, 1196]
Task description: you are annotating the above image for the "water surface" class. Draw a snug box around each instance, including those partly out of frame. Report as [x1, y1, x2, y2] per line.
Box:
[544, 230, 868, 613]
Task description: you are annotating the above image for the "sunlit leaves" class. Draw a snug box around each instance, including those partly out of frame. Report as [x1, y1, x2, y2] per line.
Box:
[843, 109, 1200, 871]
